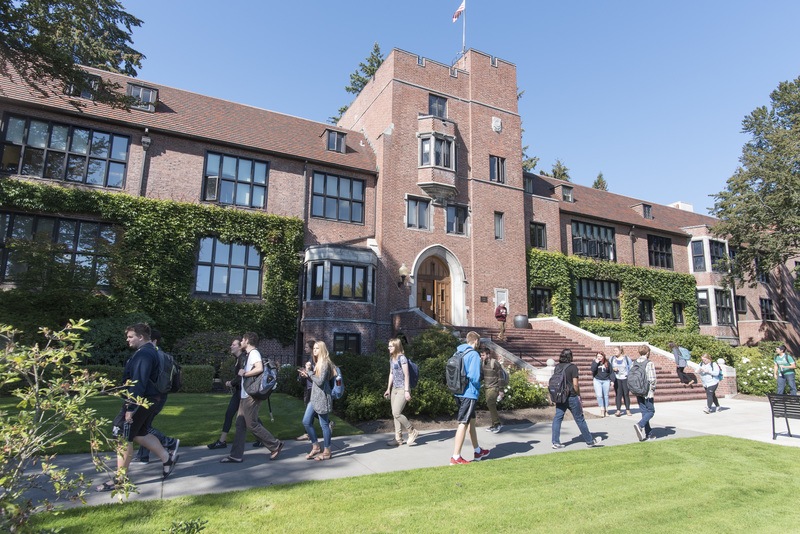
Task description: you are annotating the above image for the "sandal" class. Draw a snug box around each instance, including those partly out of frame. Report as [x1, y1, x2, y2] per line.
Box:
[296, 433, 309, 441]
[269, 441, 285, 461]
[162, 454, 179, 480]
[306, 445, 321, 460]
[220, 456, 243, 463]
[315, 449, 332, 461]
[95, 478, 121, 492]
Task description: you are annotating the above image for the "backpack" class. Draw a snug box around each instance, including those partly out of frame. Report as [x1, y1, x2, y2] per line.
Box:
[446, 348, 470, 395]
[244, 358, 279, 401]
[627, 359, 650, 397]
[406, 358, 419, 388]
[329, 365, 344, 400]
[548, 363, 571, 404]
[498, 364, 510, 388]
[154, 349, 182, 394]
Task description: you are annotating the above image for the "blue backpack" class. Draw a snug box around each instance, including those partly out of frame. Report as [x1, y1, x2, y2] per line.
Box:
[329, 365, 344, 399]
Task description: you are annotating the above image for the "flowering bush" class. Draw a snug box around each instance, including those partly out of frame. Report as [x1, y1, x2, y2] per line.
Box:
[732, 346, 775, 396]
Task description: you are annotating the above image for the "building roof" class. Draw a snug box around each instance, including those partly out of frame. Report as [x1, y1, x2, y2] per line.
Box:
[527, 173, 719, 237]
[0, 67, 377, 174]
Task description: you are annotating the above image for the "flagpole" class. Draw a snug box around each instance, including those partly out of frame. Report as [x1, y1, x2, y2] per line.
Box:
[462, 0, 466, 54]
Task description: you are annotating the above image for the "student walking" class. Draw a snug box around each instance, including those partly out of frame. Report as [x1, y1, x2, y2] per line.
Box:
[299, 341, 337, 461]
[631, 345, 657, 442]
[774, 345, 797, 395]
[383, 338, 418, 446]
[697, 353, 722, 413]
[219, 332, 284, 463]
[551, 349, 603, 449]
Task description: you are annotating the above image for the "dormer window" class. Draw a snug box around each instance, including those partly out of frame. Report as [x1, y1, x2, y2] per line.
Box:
[127, 84, 157, 112]
[643, 204, 653, 219]
[327, 130, 346, 153]
[66, 75, 99, 100]
[561, 185, 573, 202]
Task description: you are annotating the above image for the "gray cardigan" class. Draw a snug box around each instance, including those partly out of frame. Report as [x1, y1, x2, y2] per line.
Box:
[309, 362, 333, 415]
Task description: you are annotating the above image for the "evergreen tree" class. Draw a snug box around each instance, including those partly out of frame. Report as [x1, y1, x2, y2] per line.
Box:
[551, 159, 571, 182]
[712, 75, 800, 288]
[329, 42, 384, 123]
[592, 172, 608, 190]
[0, 0, 144, 108]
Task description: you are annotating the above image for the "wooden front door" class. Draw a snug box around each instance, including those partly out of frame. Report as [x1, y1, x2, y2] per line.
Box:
[417, 256, 451, 325]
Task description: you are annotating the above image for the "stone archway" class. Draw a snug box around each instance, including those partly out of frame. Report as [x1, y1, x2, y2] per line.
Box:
[409, 245, 467, 327]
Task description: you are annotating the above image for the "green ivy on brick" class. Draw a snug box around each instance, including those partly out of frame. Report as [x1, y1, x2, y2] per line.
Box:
[527, 249, 699, 332]
[0, 178, 304, 348]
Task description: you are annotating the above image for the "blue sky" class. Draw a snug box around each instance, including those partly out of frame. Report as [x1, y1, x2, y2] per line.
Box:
[127, 0, 800, 215]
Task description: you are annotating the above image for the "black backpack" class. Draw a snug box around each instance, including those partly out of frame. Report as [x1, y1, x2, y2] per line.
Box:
[406, 358, 419, 388]
[548, 363, 571, 403]
[154, 349, 181, 394]
[446, 348, 470, 395]
[627, 359, 650, 397]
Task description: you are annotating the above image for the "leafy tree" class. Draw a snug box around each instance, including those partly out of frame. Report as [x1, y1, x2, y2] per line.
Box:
[0, 320, 135, 532]
[551, 159, 571, 182]
[592, 172, 608, 191]
[329, 42, 384, 124]
[711, 75, 800, 288]
[0, 0, 144, 108]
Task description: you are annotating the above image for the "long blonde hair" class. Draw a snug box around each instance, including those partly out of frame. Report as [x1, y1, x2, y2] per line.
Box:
[388, 338, 404, 360]
[313, 341, 337, 377]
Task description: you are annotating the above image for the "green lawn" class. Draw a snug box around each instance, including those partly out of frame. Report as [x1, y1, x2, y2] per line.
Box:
[29, 435, 800, 533]
[0, 393, 359, 454]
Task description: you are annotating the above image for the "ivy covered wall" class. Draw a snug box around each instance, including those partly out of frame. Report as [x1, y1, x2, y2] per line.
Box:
[0, 179, 304, 347]
[527, 248, 699, 332]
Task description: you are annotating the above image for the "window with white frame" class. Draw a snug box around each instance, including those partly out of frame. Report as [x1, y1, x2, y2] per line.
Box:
[203, 152, 268, 208]
[489, 156, 505, 183]
[1, 115, 129, 188]
[715, 289, 734, 326]
[691, 241, 706, 272]
[407, 197, 430, 230]
[709, 240, 727, 272]
[195, 237, 261, 297]
[127, 84, 157, 112]
[561, 186, 573, 202]
[697, 290, 711, 325]
[419, 134, 455, 171]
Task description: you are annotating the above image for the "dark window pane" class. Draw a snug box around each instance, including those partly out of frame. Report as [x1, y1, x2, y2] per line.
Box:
[21, 148, 44, 175]
[85, 158, 107, 185]
[90, 132, 110, 157]
[71, 129, 90, 154]
[44, 152, 66, 179]
[1, 144, 21, 172]
[49, 125, 69, 151]
[65, 155, 86, 181]
[27, 121, 48, 148]
[6, 117, 25, 144]
[78, 223, 98, 252]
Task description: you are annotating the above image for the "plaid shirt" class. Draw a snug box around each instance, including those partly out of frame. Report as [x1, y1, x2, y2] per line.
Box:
[636, 356, 657, 398]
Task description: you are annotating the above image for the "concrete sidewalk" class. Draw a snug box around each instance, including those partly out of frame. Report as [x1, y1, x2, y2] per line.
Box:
[46, 397, 800, 508]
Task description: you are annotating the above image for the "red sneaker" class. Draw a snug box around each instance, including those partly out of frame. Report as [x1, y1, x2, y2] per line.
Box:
[449, 456, 470, 465]
[473, 448, 490, 461]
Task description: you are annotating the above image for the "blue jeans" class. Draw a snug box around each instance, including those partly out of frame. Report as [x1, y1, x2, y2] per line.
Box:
[636, 396, 655, 435]
[552, 396, 594, 445]
[777, 374, 797, 395]
[593, 378, 610, 409]
[303, 402, 331, 449]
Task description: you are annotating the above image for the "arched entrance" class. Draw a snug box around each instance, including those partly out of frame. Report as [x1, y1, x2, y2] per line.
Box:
[417, 256, 451, 325]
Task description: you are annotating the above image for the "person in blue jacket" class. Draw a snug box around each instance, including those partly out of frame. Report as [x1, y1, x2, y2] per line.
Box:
[450, 331, 490, 464]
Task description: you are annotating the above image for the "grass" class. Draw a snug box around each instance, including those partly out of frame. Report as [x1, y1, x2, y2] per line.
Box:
[28, 435, 800, 533]
[0, 393, 360, 454]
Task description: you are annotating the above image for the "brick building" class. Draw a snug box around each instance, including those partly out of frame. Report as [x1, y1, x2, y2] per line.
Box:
[0, 48, 797, 356]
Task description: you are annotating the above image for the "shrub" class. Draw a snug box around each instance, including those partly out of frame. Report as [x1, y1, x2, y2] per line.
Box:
[407, 326, 460, 362]
[343, 389, 389, 420]
[731, 345, 776, 396]
[498, 369, 549, 409]
[83, 311, 154, 359]
[177, 365, 215, 393]
[277, 364, 303, 398]
[85, 364, 125, 386]
[407, 379, 456, 417]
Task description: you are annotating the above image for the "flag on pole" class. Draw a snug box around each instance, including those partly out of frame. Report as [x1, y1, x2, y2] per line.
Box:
[452, 0, 465, 23]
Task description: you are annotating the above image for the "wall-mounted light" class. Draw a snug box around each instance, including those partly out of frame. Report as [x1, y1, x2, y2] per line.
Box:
[398, 263, 409, 287]
[141, 128, 152, 152]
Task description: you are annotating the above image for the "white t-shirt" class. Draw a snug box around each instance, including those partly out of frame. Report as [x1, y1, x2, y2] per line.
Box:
[241, 349, 262, 399]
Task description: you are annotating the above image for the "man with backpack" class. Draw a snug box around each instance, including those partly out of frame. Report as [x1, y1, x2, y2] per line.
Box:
[630, 345, 657, 441]
[449, 331, 490, 464]
[550, 348, 602, 449]
[219, 332, 284, 464]
[132, 328, 180, 464]
[668, 342, 698, 388]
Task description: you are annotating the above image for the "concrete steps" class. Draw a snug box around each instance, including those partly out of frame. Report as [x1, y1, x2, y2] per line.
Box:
[474, 326, 708, 407]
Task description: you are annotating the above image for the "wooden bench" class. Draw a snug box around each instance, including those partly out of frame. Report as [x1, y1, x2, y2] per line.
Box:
[767, 394, 800, 440]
